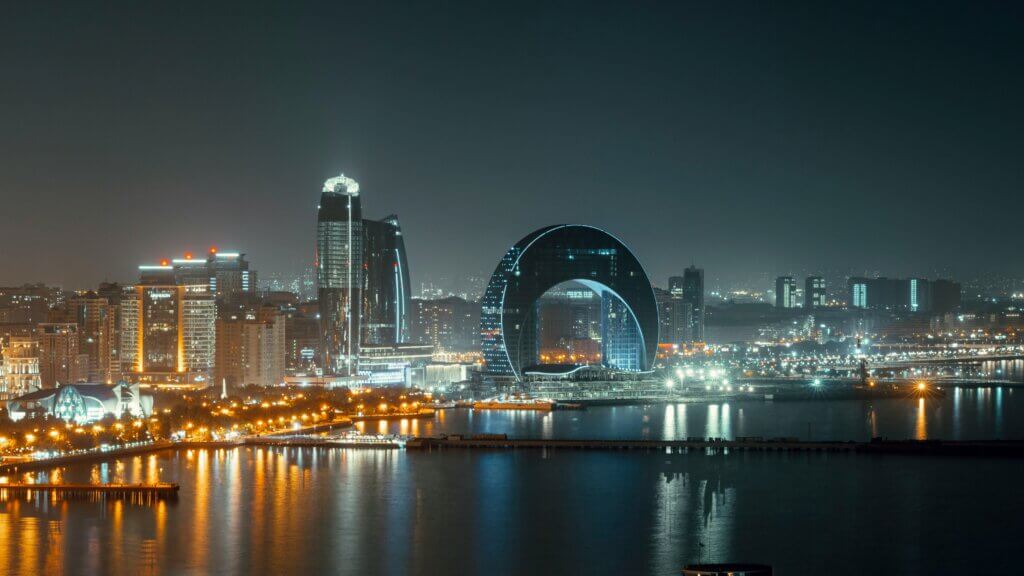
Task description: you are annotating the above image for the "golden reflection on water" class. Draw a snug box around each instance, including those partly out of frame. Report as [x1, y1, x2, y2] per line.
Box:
[915, 398, 928, 440]
[111, 499, 124, 569]
[193, 449, 209, 569]
[19, 514, 39, 575]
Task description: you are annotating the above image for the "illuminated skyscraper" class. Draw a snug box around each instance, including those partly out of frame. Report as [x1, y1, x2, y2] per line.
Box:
[317, 175, 362, 376]
[362, 215, 412, 345]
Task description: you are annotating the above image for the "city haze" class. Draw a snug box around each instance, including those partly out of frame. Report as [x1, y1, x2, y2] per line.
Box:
[2, 2, 1022, 291]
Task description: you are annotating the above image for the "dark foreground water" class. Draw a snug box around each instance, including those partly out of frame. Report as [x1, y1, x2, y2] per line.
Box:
[2, 389, 1023, 576]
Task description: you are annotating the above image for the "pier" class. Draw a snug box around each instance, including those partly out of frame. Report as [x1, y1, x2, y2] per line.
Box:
[245, 435, 403, 449]
[0, 482, 179, 501]
[406, 436, 1024, 457]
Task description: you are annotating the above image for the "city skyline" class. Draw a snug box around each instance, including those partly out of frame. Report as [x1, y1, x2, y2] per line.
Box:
[3, 2, 1024, 291]
[2, 4, 1024, 574]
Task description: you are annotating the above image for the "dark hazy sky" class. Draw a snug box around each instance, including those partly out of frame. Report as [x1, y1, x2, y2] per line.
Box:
[2, 1, 1022, 292]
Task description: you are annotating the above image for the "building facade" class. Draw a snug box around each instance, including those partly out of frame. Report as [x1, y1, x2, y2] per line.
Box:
[655, 287, 692, 345]
[413, 296, 481, 353]
[215, 306, 286, 389]
[681, 266, 704, 342]
[805, 276, 827, 309]
[480, 225, 659, 380]
[173, 251, 257, 301]
[6, 382, 153, 424]
[362, 216, 412, 346]
[846, 277, 961, 313]
[120, 268, 216, 387]
[66, 293, 119, 383]
[317, 174, 363, 376]
[775, 276, 797, 308]
[37, 323, 87, 388]
[0, 336, 41, 400]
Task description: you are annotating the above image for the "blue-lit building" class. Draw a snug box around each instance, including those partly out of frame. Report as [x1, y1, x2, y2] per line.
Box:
[480, 225, 659, 381]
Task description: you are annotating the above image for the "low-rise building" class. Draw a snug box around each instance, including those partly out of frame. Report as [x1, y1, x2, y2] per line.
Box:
[6, 381, 153, 424]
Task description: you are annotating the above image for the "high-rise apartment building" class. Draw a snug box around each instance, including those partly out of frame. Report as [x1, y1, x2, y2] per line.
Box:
[66, 293, 119, 382]
[655, 287, 692, 345]
[215, 306, 285, 389]
[173, 250, 257, 301]
[412, 296, 480, 353]
[805, 276, 826, 309]
[37, 323, 87, 387]
[285, 312, 320, 375]
[317, 175, 362, 376]
[120, 266, 216, 387]
[681, 266, 704, 342]
[846, 277, 960, 313]
[775, 276, 797, 308]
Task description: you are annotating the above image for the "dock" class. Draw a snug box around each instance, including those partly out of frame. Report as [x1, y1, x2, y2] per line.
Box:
[0, 482, 179, 501]
[244, 435, 403, 449]
[406, 436, 1024, 457]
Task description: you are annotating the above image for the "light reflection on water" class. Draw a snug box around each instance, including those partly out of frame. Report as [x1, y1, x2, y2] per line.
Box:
[0, 447, 1020, 574]
[0, 392, 1022, 574]
[359, 389, 1024, 441]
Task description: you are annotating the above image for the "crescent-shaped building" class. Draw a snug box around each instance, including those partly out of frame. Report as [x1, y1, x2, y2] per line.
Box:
[480, 225, 659, 380]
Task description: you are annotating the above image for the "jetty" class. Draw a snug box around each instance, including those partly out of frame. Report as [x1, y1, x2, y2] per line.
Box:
[244, 435, 403, 449]
[0, 482, 179, 501]
[406, 435, 1024, 457]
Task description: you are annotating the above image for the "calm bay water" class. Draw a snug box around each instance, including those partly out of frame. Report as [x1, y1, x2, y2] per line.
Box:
[361, 386, 1024, 442]
[1, 389, 1023, 575]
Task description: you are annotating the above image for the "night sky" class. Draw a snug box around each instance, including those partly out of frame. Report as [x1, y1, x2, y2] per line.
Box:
[2, 1, 1022, 293]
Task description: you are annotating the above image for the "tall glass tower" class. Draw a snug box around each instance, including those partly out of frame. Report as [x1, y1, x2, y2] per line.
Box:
[317, 175, 362, 376]
[362, 215, 412, 345]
